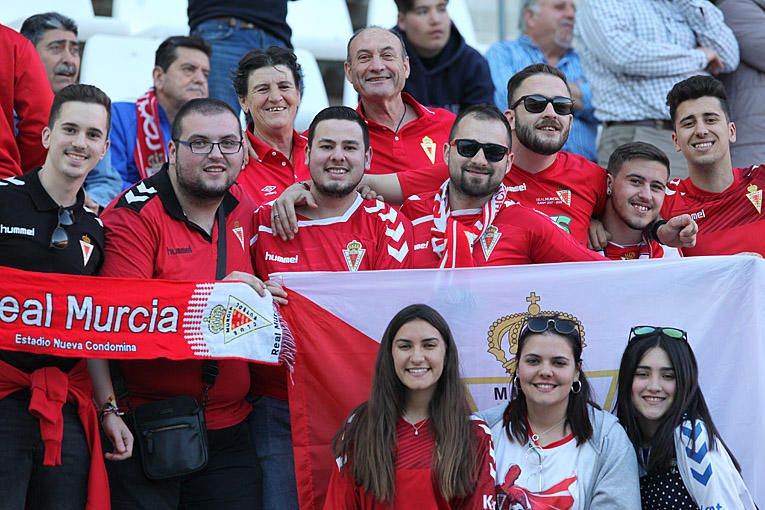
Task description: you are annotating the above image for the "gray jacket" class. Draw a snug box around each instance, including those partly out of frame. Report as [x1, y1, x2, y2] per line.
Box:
[717, 0, 765, 168]
[478, 404, 641, 510]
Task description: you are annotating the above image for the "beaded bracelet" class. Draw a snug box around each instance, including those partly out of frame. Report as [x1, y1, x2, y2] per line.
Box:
[98, 400, 125, 422]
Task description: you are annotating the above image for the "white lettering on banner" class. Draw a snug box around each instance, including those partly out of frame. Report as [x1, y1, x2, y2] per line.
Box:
[136, 96, 164, 151]
[66, 296, 179, 333]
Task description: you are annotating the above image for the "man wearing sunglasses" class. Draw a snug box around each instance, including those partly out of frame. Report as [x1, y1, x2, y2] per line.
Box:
[0, 84, 110, 508]
[400, 104, 605, 268]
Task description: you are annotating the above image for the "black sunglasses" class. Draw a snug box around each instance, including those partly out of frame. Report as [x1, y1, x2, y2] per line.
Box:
[522, 315, 579, 337]
[50, 207, 74, 250]
[449, 139, 510, 163]
[629, 325, 688, 344]
[510, 94, 575, 116]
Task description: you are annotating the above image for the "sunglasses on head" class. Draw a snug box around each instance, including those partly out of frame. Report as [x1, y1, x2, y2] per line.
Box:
[49, 207, 74, 250]
[629, 325, 688, 344]
[510, 94, 575, 116]
[522, 315, 579, 338]
[449, 139, 510, 163]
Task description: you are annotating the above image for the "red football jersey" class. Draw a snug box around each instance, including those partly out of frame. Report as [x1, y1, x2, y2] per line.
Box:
[251, 195, 414, 399]
[402, 193, 605, 268]
[236, 129, 311, 206]
[358, 93, 455, 175]
[661, 165, 765, 256]
[398, 152, 607, 244]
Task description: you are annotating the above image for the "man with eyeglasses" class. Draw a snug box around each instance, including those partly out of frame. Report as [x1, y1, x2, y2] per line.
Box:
[401, 103, 604, 268]
[94, 98, 283, 508]
[0, 84, 110, 508]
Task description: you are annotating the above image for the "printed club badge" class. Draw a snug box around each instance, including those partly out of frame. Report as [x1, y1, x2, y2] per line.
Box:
[556, 189, 572, 207]
[203, 295, 272, 344]
[80, 234, 94, 266]
[420, 136, 437, 164]
[480, 226, 502, 261]
[746, 184, 762, 214]
[343, 240, 366, 272]
[232, 221, 245, 250]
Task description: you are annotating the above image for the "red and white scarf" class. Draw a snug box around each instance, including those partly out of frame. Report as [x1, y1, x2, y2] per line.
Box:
[134, 87, 167, 179]
[430, 179, 512, 268]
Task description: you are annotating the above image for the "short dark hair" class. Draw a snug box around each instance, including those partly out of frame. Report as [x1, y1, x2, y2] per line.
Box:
[49, 84, 111, 133]
[394, 0, 449, 13]
[449, 104, 513, 149]
[20, 12, 78, 46]
[232, 46, 303, 100]
[666, 75, 730, 127]
[607, 142, 670, 178]
[346, 26, 408, 63]
[307, 106, 370, 151]
[506, 63, 570, 109]
[171, 98, 239, 140]
[155, 36, 212, 71]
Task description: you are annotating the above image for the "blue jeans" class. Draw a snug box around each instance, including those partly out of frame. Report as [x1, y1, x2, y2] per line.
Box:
[191, 20, 289, 114]
[0, 396, 90, 510]
[248, 396, 298, 509]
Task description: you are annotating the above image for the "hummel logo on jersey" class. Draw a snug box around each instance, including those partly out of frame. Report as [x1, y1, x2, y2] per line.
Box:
[690, 209, 706, 221]
[0, 224, 35, 236]
[261, 185, 277, 196]
[414, 241, 430, 250]
[0, 177, 24, 187]
[506, 183, 527, 192]
[265, 251, 298, 264]
[167, 247, 192, 255]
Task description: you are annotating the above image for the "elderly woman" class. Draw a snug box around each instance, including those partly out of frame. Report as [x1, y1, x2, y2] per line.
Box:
[233, 46, 310, 205]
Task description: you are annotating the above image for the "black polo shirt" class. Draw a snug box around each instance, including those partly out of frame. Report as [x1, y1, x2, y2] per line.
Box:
[0, 168, 104, 373]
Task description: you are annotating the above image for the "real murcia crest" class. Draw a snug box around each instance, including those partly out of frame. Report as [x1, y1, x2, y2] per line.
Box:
[420, 136, 437, 164]
[232, 220, 245, 250]
[486, 292, 586, 374]
[746, 184, 762, 214]
[480, 225, 502, 261]
[203, 296, 272, 344]
[343, 239, 366, 272]
[556, 189, 572, 207]
[79, 234, 94, 266]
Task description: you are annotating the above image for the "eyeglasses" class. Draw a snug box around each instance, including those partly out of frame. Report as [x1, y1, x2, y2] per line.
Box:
[522, 315, 579, 337]
[50, 207, 74, 249]
[629, 326, 688, 344]
[449, 139, 510, 162]
[510, 94, 575, 116]
[174, 139, 243, 154]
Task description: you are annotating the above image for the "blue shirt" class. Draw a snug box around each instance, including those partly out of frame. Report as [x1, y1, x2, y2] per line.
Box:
[486, 35, 598, 162]
[108, 101, 172, 189]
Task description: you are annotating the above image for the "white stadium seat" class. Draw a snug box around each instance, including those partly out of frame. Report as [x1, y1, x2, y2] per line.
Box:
[79, 34, 160, 103]
[293, 48, 330, 132]
[1, 0, 130, 39]
[287, 0, 353, 61]
[111, 0, 189, 38]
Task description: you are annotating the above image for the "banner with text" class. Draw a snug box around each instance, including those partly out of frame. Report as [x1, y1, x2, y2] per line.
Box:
[277, 257, 765, 509]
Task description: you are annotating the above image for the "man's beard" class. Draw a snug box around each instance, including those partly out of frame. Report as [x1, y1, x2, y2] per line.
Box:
[515, 119, 569, 156]
[312, 176, 361, 199]
[174, 162, 234, 199]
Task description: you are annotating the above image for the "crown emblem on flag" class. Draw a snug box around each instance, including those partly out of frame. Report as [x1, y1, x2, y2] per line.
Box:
[486, 292, 586, 374]
[746, 184, 762, 214]
[343, 239, 366, 272]
[204, 305, 227, 334]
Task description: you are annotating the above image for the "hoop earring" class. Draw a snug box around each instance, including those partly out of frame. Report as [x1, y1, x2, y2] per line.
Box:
[513, 375, 521, 390]
[571, 380, 582, 394]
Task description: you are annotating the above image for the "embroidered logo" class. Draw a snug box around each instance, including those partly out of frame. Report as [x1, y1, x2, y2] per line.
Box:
[80, 235, 94, 266]
[420, 136, 437, 164]
[556, 189, 572, 207]
[480, 226, 502, 260]
[203, 295, 272, 344]
[342, 239, 366, 272]
[232, 220, 245, 250]
[746, 184, 762, 214]
[261, 185, 277, 196]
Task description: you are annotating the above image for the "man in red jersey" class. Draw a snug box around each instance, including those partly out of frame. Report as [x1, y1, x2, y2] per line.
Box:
[598, 142, 682, 260]
[344, 26, 455, 174]
[662, 75, 765, 257]
[92, 98, 284, 509]
[401, 104, 603, 268]
[249, 105, 413, 507]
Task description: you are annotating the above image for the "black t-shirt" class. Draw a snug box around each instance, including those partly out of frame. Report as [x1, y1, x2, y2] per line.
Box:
[188, 0, 292, 47]
[0, 168, 104, 373]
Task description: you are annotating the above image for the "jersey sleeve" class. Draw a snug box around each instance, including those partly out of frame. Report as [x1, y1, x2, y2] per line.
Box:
[398, 163, 449, 199]
[372, 202, 414, 269]
[99, 204, 158, 278]
[250, 204, 271, 280]
[457, 418, 497, 510]
[322, 461, 361, 510]
[524, 207, 607, 263]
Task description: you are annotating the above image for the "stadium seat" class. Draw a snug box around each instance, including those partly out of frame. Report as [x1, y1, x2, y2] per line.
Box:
[365, 0, 483, 52]
[79, 34, 160, 102]
[287, 0, 353, 61]
[111, 0, 189, 38]
[293, 48, 330, 132]
[342, 78, 358, 109]
[1, 0, 130, 39]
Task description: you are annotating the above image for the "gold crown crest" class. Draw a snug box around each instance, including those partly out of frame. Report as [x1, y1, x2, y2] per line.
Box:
[203, 304, 227, 334]
[346, 240, 362, 252]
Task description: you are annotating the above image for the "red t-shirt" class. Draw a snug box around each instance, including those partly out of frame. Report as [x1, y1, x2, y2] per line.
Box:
[398, 152, 608, 245]
[251, 195, 413, 399]
[323, 417, 496, 510]
[402, 194, 605, 268]
[236, 129, 311, 206]
[358, 93, 455, 175]
[661, 165, 765, 257]
[100, 168, 256, 430]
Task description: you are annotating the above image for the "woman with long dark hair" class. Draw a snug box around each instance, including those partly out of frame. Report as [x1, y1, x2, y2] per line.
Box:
[324, 304, 495, 509]
[615, 326, 755, 509]
[482, 314, 639, 509]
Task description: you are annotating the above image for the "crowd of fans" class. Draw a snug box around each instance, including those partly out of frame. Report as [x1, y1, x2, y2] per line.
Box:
[1, 0, 763, 508]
